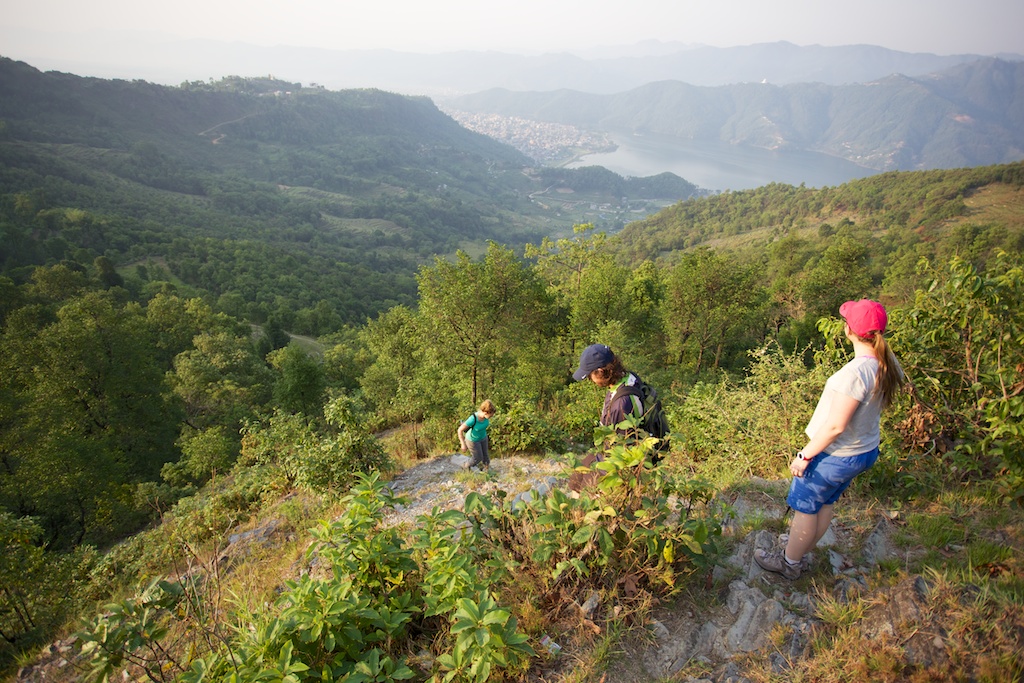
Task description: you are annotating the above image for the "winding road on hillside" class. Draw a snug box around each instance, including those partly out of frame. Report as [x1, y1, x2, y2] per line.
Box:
[198, 114, 257, 144]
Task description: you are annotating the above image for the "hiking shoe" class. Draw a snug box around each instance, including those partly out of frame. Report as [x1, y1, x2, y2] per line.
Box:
[774, 536, 813, 566]
[754, 548, 803, 580]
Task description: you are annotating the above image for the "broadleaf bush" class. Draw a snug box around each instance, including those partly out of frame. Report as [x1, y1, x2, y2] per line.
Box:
[489, 400, 567, 455]
[240, 396, 392, 494]
[77, 430, 723, 682]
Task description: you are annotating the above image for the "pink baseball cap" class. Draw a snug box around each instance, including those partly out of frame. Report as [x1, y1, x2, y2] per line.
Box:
[839, 299, 887, 338]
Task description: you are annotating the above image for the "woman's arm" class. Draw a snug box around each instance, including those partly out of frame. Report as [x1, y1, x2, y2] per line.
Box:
[457, 422, 469, 451]
[790, 391, 860, 477]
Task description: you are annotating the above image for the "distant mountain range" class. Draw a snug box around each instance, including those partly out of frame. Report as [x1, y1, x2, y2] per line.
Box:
[3, 32, 1021, 95]
[444, 58, 1024, 173]
[9, 35, 1021, 180]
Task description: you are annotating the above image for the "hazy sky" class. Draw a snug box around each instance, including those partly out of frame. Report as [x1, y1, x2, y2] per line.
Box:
[4, 0, 1023, 57]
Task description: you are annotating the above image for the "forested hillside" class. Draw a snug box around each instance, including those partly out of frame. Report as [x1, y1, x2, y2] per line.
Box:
[0, 57, 698, 333]
[2, 57, 1023, 681]
[446, 58, 1024, 172]
[0, 57, 543, 328]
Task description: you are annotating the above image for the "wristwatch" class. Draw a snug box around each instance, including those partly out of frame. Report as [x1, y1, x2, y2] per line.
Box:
[796, 451, 812, 461]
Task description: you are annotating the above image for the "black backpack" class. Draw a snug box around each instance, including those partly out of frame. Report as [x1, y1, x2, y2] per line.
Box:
[609, 375, 671, 461]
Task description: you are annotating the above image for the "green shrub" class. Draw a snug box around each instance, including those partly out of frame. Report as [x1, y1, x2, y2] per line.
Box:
[463, 431, 720, 603]
[489, 400, 568, 455]
[675, 343, 831, 483]
[436, 592, 534, 683]
[162, 425, 239, 487]
[889, 253, 1024, 504]
[549, 380, 606, 448]
[79, 474, 537, 683]
[240, 396, 393, 494]
[76, 436, 722, 683]
[0, 514, 98, 672]
[78, 578, 192, 683]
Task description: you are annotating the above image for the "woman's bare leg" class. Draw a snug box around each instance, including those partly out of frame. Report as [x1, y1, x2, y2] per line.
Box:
[785, 511, 818, 562]
[814, 504, 834, 544]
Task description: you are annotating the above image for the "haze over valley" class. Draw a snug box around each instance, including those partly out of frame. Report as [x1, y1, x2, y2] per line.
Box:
[5, 0, 1024, 192]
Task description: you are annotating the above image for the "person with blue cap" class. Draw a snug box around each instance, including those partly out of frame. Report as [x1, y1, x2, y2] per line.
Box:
[573, 343, 644, 437]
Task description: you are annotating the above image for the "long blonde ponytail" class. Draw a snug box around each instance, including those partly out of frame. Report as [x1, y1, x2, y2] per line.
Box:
[871, 333, 905, 409]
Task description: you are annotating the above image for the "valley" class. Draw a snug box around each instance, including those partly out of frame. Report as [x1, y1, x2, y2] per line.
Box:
[445, 59, 1024, 179]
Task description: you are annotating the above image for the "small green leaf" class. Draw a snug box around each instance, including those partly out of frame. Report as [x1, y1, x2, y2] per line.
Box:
[571, 525, 595, 545]
[481, 609, 509, 626]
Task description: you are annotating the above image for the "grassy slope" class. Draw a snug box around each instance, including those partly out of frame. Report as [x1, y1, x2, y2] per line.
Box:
[694, 180, 1024, 254]
[960, 182, 1024, 231]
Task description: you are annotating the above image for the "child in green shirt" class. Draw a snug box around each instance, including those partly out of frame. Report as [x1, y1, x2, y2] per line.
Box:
[457, 399, 496, 470]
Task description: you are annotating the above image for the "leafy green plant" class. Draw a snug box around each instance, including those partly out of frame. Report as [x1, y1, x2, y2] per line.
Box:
[0, 514, 50, 649]
[0, 513, 97, 670]
[162, 426, 238, 487]
[77, 472, 546, 683]
[470, 427, 720, 605]
[240, 396, 393, 494]
[266, 575, 415, 682]
[164, 474, 420, 683]
[409, 508, 483, 619]
[435, 593, 534, 683]
[489, 400, 568, 455]
[310, 473, 416, 605]
[78, 578, 188, 683]
[891, 252, 1024, 502]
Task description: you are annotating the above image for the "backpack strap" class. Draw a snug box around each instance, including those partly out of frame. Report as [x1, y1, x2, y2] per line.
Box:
[608, 382, 645, 421]
[611, 383, 643, 405]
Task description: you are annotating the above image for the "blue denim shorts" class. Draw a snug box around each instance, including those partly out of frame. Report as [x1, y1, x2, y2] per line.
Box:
[787, 447, 879, 514]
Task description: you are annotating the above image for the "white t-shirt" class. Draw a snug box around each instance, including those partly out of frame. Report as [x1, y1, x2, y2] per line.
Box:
[804, 356, 882, 457]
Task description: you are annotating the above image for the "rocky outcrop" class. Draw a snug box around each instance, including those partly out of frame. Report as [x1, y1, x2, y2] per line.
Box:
[632, 503, 941, 683]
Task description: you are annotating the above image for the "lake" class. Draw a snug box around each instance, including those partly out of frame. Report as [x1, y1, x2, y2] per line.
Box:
[566, 130, 878, 192]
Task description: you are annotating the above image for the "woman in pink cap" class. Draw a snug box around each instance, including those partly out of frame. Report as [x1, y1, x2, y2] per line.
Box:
[755, 299, 906, 579]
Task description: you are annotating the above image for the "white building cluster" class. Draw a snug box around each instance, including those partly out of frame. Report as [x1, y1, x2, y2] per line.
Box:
[443, 110, 611, 163]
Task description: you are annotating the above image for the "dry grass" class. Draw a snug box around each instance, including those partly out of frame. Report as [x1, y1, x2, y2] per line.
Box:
[773, 571, 1024, 682]
[676, 181, 1024, 258]
[377, 423, 435, 471]
[731, 484, 1024, 683]
[957, 183, 1024, 231]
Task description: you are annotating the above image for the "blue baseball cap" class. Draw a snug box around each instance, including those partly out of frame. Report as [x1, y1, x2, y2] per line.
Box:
[573, 344, 615, 381]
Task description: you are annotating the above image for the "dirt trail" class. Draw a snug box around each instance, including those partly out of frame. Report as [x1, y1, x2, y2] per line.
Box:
[380, 453, 564, 528]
